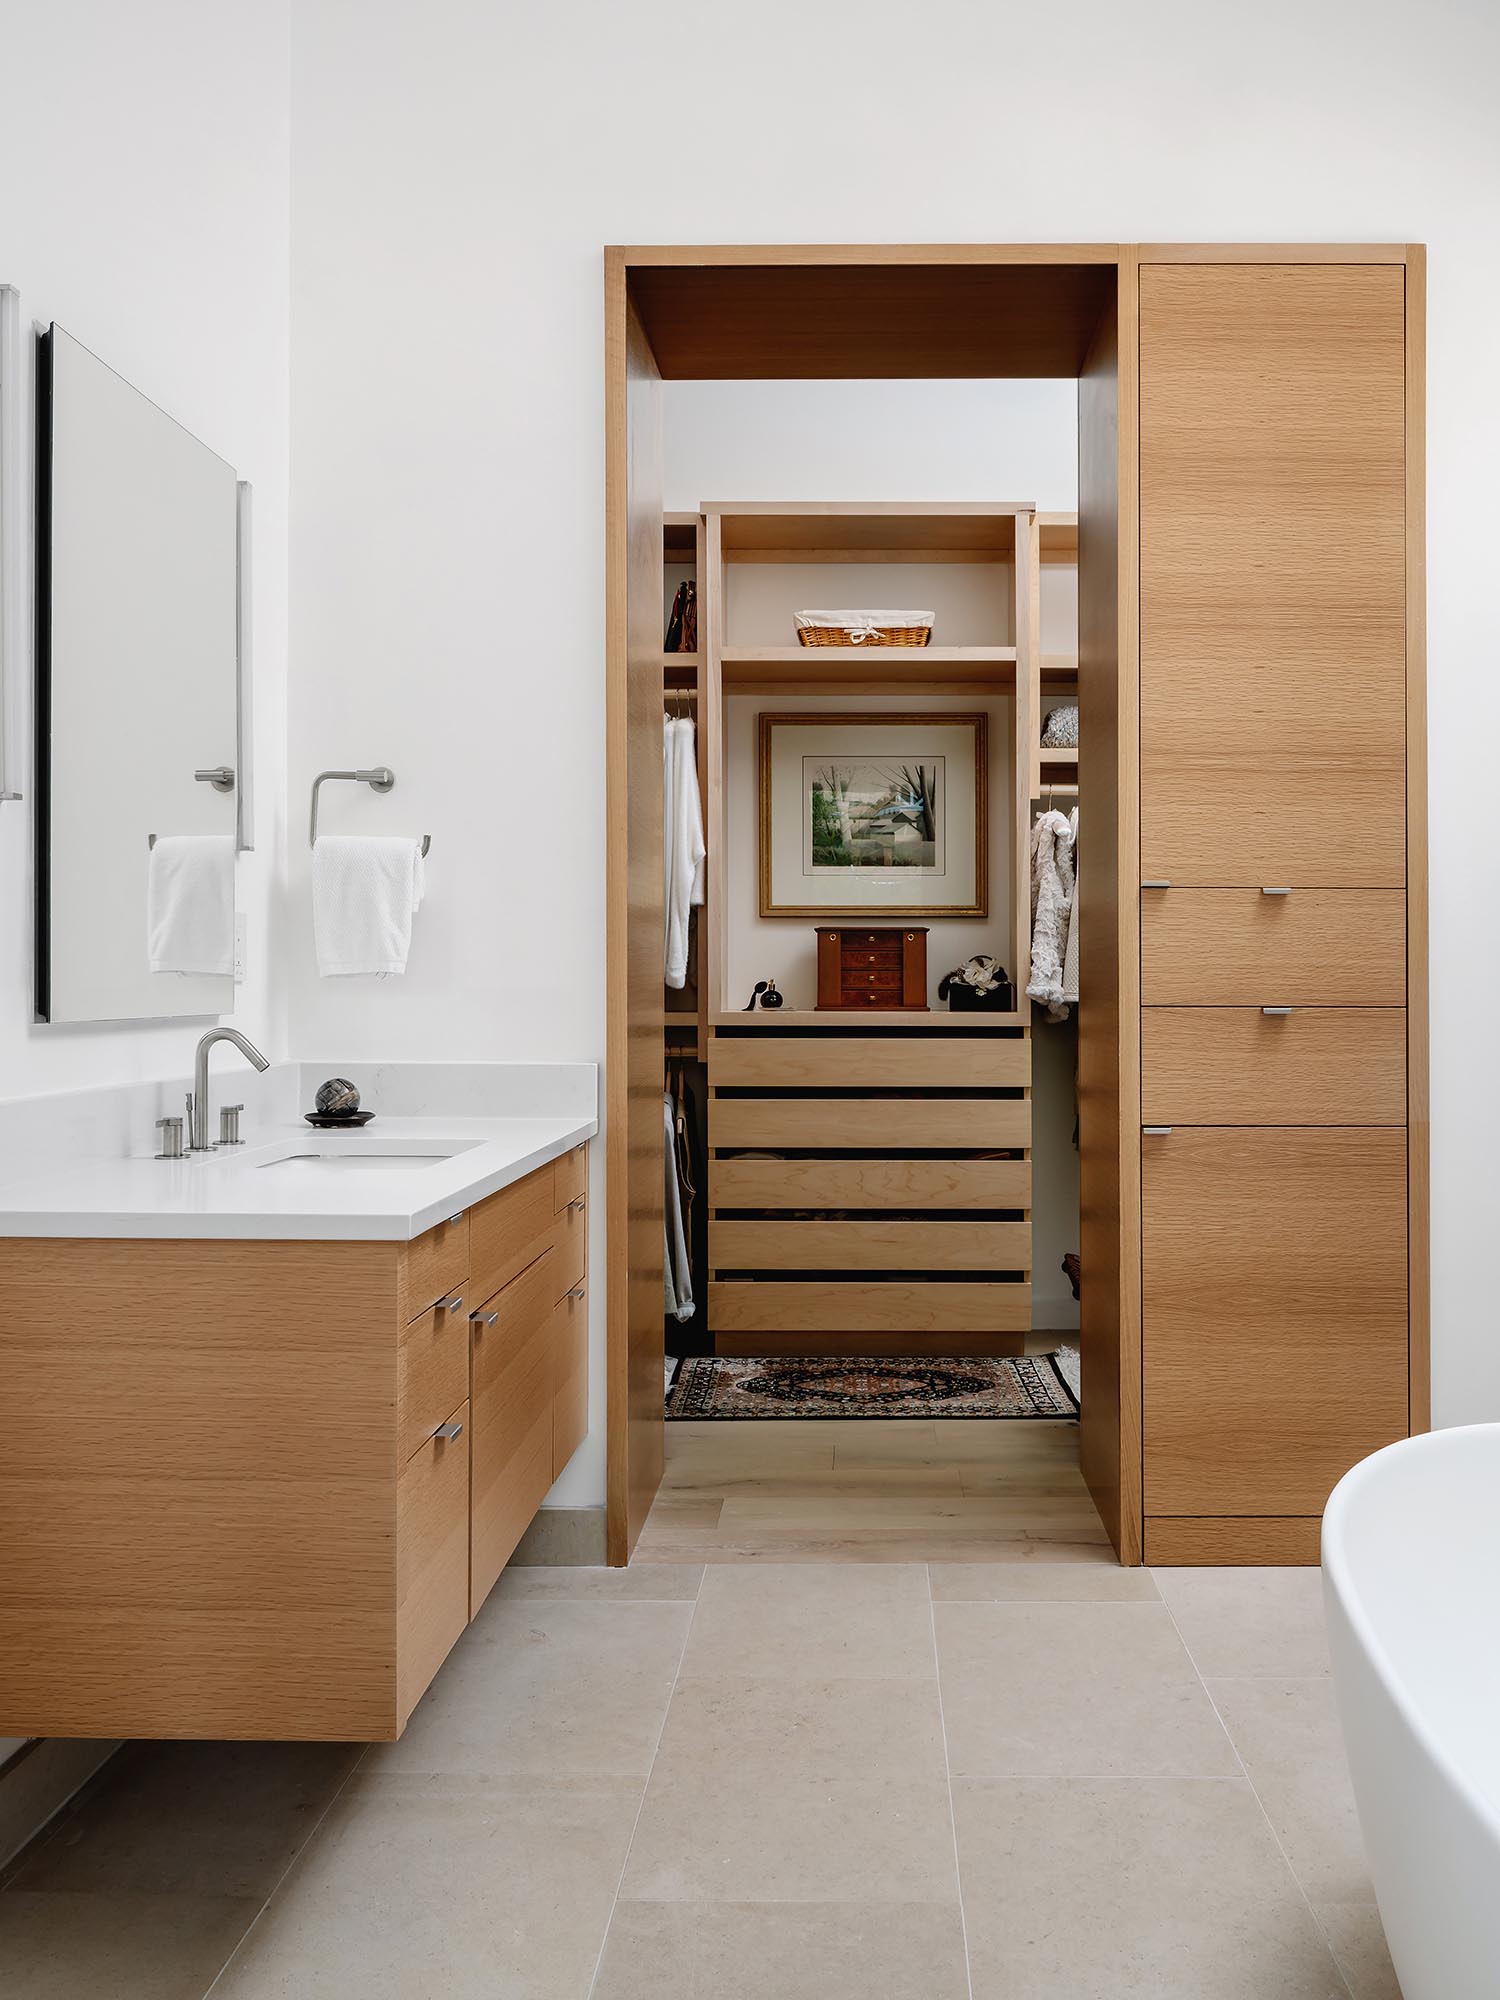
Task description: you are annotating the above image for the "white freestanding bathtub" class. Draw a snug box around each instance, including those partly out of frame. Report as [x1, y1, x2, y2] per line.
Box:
[1323, 1425, 1500, 2000]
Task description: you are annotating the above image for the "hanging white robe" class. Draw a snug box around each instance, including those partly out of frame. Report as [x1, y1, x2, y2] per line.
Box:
[664, 717, 706, 989]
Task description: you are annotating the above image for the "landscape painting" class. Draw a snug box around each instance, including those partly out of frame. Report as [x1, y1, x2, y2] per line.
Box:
[805, 758, 945, 874]
[759, 711, 987, 919]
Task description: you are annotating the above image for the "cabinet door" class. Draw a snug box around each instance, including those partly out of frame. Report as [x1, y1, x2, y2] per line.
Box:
[396, 1402, 469, 1731]
[469, 1247, 556, 1616]
[552, 1283, 588, 1478]
[1142, 1128, 1407, 1516]
[1139, 264, 1407, 888]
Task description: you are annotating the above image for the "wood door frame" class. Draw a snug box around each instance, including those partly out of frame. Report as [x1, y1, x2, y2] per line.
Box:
[603, 242, 1427, 1567]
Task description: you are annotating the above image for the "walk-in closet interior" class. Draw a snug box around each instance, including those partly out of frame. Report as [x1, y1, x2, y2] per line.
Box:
[607, 247, 1426, 1569]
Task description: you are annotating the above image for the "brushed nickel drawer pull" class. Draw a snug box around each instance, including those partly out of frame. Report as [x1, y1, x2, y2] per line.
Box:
[442, 1294, 464, 1314]
[447, 1211, 465, 1224]
[569, 1197, 586, 1214]
[566, 1284, 586, 1300]
[1262, 1006, 1294, 1016]
[1141, 879, 1172, 890]
[1261, 886, 1293, 896]
[470, 1309, 499, 1326]
[1142, 1126, 1173, 1136]
[434, 1420, 463, 1442]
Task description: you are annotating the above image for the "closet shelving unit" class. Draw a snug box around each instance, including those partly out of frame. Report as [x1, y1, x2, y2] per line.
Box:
[697, 501, 1044, 1356]
[664, 511, 708, 1061]
[1031, 512, 1080, 802]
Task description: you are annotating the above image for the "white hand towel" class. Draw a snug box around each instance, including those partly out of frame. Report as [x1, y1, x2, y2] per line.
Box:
[147, 834, 236, 976]
[313, 835, 425, 977]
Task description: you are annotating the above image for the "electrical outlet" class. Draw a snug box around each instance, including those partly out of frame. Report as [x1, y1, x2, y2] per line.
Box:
[233, 912, 247, 983]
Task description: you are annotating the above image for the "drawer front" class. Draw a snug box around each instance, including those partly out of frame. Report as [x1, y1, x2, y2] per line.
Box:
[552, 1143, 587, 1213]
[1141, 889, 1405, 1005]
[396, 1400, 470, 1730]
[1142, 1127, 1408, 1516]
[710, 1279, 1031, 1335]
[711, 1157, 1031, 1211]
[469, 1248, 557, 1615]
[1142, 1008, 1407, 1126]
[711, 1036, 1028, 1091]
[712, 1097, 1030, 1152]
[711, 1217, 1030, 1273]
[398, 1210, 470, 1323]
[1139, 264, 1406, 889]
[469, 1163, 555, 1305]
[552, 1284, 588, 1479]
[397, 1289, 471, 1464]
[551, 1189, 587, 1298]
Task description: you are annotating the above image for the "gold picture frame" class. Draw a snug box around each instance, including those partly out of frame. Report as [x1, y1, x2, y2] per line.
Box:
[757, 710, 988, 919]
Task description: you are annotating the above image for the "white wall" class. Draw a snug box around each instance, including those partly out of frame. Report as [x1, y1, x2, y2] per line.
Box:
[289, 0, 1500, 1481]
[0, 0, 291, 1097]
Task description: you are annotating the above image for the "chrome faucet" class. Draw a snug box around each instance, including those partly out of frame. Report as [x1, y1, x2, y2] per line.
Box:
[188, 1028, 270, 1151]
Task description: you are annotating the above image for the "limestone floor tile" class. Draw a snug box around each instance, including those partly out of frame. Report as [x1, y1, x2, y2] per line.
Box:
[682, 1563, 934, 1679]
[495, 1562, 705, 1600]
[1314, 1901, 1404, 1999]
[1207, 1675, 1373, 1902]
[368, 1599, 692, 1778]
[935, 1601, 1238, 1778]
[954, 1775, 1349, 1999]
[930, 1562, 1161, 1602]
[592, 1898, 971, 1999]
[652, 1673, 947, 1784]
[1154, 1566, 1333, 1677]
[620, 1768, 961, 1905]
[11, 1740, 360, 1900]
[212, 1773, 642, 2000]
[0, 1888, 260, 2000]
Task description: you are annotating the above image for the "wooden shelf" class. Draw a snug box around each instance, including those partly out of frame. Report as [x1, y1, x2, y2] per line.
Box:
[711, 503, 1027, 564]
[1040, 653, 1079, 684]
[720, 645, 1016, 688]
[1039, 745, 1078, 765]
[662, 651, 701, 674]
[711, 1008, 1024, 1032]
[1038, 514, 1078, 563]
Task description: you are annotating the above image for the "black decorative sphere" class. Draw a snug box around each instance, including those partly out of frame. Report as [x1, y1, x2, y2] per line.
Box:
[315, 1077, 361, 1115]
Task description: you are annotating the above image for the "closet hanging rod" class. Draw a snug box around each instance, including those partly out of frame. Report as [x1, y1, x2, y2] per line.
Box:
[309, 767, 431, 855]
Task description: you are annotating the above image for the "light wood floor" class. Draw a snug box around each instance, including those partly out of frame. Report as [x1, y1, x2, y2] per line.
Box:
[632, 1417, 1113, 1564]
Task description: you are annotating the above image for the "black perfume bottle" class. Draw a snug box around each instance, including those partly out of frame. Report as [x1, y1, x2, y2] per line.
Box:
[742, 978, 786, 1011]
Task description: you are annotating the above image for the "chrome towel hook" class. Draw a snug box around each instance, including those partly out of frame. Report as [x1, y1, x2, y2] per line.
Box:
[309, 767, 431, 855]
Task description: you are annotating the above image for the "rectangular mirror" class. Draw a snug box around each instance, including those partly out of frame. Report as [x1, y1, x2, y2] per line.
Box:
[35, 324, 242, 1022]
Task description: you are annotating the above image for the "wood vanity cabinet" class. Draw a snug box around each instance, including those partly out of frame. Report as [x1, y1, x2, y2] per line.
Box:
[0, 1142, 589, 1743]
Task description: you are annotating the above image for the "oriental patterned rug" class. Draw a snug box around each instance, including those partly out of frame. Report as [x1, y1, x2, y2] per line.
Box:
[665, 1354, 1078, 1421]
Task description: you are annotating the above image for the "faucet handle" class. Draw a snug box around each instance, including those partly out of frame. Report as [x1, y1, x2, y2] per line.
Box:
[155, 1116, 185, 1161]
[218, 1104, 245, 1147]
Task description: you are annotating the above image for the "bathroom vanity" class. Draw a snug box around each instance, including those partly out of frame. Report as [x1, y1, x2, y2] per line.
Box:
[0, 1103, 593, 1741]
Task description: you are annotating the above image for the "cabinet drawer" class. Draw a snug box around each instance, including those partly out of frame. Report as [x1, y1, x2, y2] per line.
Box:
[397, 1289, 471, 1464]
[469, 1248, 557, 1616]
[712, 1097, 1030, 1152]
[469, 1163, 555, 1304]
[395, 1400, 469, 1731]
[1142, 1008, 1407, 1126]
[1141, 889, 1405, 1005]
[710, 1279, 1031, 1334]
[711, 1217, 1030, 1273]
[551, 1189, 587, 1298]
[711, 1157, 1032, 1210]
[710, 1036, 1028, 1091]
[552, 1284, 588, 1479]
[552, 1143, 587, 1213]
[1142, 1127, 1408, 1517]
[398, 1210, 470, 1323]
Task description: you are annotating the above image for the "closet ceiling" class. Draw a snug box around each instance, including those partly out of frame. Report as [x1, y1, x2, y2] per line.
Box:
[627, 260, 1115, 378]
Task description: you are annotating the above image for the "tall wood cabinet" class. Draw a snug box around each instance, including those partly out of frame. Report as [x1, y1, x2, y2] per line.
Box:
[1134, 259, 1422, 1564]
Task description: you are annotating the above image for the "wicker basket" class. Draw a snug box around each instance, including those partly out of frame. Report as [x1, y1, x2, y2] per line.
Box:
[794, 610, 934, 649]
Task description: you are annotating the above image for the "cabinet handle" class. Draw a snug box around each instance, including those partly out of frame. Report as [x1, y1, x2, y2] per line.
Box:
[1260, 886, 1293, 896]
[1141, 879, 1171, 890]
[566, 1284, 585, 1300]
[471, 1309, 499, 1326]
[441, 1294, 464, 1314]
[1142, 1126, 1173, 1136]
[569, 1197, 586, 1214]
[1261, 1006, 1294, 1016]
[434, 1420, 463, 1442]
[447, 1211, 465, 1225]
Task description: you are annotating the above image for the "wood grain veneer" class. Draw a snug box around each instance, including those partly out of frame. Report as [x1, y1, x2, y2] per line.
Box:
[397, 1293, 472, 1464]
[1141, 890, 1405, 1007]
[395, 1405, 469, 1731]
[552, 1192, 587, 1298]
[1142, 1127, 1408, 1517]
[468, 1162, 558, 1306]
[708, 1279, 1032, 1335]
[1139, 264, 1407, 889]
[553, 1286, 589, 1479]
[470, 1247, 559, 1617]
[710, 1157, 1031, 1211]
[1141, 1008, 1407, 1126]
[709, 1035, 1028, 1090]
[710, 1097, 1030, 1152]
[552, 1143, 587, 1212]
[397, 1210, 468, 1324]
[1143, 1517, 1322, 1567]
[711, 1217, 1031, 1273]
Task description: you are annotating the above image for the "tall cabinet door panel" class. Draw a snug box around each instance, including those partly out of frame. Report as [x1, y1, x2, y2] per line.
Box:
[1139, 264, 1407, 887]
[1142, 1127, 1408, 1517]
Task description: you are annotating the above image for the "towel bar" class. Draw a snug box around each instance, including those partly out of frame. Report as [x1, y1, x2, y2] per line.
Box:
[309, 767, 431, 855]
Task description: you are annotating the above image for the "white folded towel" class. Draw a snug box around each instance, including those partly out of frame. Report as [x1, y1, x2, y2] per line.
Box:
[147, 834, 236, 976]
[313, 835, 425, 977]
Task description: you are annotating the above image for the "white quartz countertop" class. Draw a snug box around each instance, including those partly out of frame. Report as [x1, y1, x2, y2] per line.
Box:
[0, 1113, 598, 1241]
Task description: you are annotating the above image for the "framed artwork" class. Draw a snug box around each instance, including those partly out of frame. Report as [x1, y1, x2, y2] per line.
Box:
[758, 711, 988, 919]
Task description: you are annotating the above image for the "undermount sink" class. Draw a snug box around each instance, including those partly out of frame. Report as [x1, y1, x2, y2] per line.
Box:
[254, 1141, 480, 1172]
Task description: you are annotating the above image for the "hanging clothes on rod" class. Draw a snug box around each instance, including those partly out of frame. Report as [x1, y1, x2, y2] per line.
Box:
[664, 1089, 695, 1321]
[663, 711, 706, 990]
[1027, 805, 1077, 1022]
